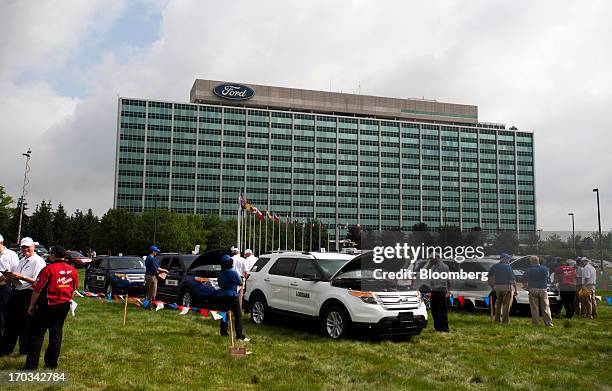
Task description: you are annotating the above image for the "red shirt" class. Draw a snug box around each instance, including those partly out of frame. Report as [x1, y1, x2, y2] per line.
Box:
[33, 261, 79, 305]
[555, 265, 577, 287]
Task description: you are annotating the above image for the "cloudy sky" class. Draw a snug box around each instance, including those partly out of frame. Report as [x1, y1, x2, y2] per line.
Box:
[1, 0, 610, 231]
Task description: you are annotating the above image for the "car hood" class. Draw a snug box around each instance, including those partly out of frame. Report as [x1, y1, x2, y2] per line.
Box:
[186, 249, 232, 272]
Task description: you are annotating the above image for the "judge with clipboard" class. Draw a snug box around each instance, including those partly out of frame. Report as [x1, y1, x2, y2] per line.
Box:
[144, 246, 168, 305]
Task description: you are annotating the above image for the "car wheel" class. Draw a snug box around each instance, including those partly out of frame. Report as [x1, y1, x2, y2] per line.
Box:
[250, 294, 269, 325]
[179, 289, 192, 307]
[106, 283, 113, 296]
[322, 305, 350, 339]
[84, 279, 92, 292]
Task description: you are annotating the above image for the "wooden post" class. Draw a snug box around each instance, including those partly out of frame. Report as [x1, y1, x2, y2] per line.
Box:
[489, 294, 494, 322]
[228, 311, 235, 348]
[123, 293, 129, 326]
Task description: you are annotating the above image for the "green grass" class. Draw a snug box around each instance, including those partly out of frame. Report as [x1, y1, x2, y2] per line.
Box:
[1, 272, 611, 391]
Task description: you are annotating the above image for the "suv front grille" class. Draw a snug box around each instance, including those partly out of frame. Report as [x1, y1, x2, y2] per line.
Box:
[375, 292, 420, 310]
[126, 274, 145, 283]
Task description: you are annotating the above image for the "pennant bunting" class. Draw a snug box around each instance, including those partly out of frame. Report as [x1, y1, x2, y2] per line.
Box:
[210, 311, 222, 320]
[70, 300, 78, 317]
[458, 296, 465, 307]
[483, 296, 490, 306]
[606, 297, 612, 306]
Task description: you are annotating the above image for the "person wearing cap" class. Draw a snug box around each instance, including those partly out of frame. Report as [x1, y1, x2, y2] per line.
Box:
[231, 247, 247, 278]
[525, 256, 553, 327]
[144, 246, 167, 305]
[243, 249, 258, 275]
[23, 246, 78, 370]
[487, 253, 517, 324]
[1, 237, 46, 356]
[577, 258, 597, 318]
[0, 234, 20, 349]
[217, 254, 249, 341]
[554, 258, 577, 318]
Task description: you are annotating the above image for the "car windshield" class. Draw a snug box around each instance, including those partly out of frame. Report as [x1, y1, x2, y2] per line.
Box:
[68, 251, 84, 258]
[316, 259, 350, 279]
[109, 258, 144, 270]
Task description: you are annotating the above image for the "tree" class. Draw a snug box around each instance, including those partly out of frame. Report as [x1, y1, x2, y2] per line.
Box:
[82, 209, 100, 252]
[0, 186, 14, 242]
[95, 209, 139, 255]
[202, 214, 234, 251]
[52, 203, 72, 247]
[346, 224, 362, 249]
[28, 201, 54, 246]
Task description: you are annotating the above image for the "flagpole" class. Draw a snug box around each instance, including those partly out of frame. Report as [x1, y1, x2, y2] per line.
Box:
[293, 220, 296, 250]
[265, 213, 268, 253]
[301, 220, 304, 251]
[285, 215, 288, 250]
[237, 193, 241, 250]
[271, 215, 275, 253]
[277, 218, 280, 251]
[318, 221, 321, 251]
[309, 220, 313, 252]
[258, 216, 262, 256]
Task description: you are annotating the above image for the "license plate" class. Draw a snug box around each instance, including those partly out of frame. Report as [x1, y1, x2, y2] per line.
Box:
[399, 312, 414, 323]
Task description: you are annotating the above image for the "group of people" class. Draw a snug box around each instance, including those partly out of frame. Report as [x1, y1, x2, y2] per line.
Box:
[425, 253, 600, 332]
[142, 245, 258, 341]
[0, 235, 78, 370]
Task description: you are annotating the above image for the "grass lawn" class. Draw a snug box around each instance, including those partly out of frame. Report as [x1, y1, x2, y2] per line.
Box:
[1, 272, 611, 391]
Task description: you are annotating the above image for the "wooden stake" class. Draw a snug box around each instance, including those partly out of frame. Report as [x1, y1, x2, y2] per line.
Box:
[489, 294, 494, 322]
[228, 311, 235, 348]
[123, 293, 129, 326]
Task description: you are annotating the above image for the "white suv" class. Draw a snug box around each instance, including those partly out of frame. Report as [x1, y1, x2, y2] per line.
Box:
[244, 251, 428, 339]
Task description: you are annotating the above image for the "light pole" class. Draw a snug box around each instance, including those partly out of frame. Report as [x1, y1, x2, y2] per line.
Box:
[537, 229, 543, 253]
[593, 188, 603, 270]
[17, 149, 32, 243]
[568, 213, 575, 257]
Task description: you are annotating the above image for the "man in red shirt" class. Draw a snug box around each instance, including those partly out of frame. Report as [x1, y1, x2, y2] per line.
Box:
[554, 258, 577, 319]
[23, 246, 78, 370]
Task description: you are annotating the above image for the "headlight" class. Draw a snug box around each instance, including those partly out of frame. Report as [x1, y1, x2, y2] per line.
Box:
[114, 273, 126, 280]
[415, 290, 422, 304]
[348, 290, 380, 305]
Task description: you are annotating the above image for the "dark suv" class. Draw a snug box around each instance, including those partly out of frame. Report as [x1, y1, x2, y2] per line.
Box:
[85, 256, 146, 295]
[156, 250, 231, 307]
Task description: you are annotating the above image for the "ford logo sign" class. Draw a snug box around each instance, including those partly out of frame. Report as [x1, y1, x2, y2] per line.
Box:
[213, 83, 254, 101]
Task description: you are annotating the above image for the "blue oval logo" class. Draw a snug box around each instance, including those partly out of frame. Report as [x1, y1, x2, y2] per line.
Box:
[213, 83, 254, 101]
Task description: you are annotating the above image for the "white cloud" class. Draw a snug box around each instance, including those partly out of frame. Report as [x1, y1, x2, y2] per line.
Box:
[0, 0, 610, 231]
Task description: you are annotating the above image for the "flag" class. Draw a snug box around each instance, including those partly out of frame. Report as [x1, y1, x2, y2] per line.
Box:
[107, 293, 113, 302]
[155, 302, 164, 311]
[467, 297, 476, 307]
[273, 213, 280, 222]
[239, 193, 247, 209]
[75, 291, 84, 297]
[256, 209, 264, 221]
[167, 303, 178, 310]
[458, 296, 465, 307]
[449, 295, 455, 305]
[191, 307, 199, 312]
[199, 309, 209, 317]
[267, 210, 273, 220]
[220, 311, 227, 322]
[210, 311, 222, 320]
[70, 300, 78, 317]
[606, 297, 612, 306]
[143, 299, 150, 308]
[483, 296, 490, 306]
[178, 306, 190, 315]
[245, 202, 253, 212]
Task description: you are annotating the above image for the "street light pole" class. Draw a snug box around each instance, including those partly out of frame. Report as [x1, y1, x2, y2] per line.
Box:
[568, 213, 575, 257]
[593, 188, 603, 270]
[17, 149, 32, 243]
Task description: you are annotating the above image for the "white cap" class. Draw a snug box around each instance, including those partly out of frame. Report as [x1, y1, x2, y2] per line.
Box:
[0, 234, 4, 243]
[231, 246, 240, 253]
[245, 249, 253, 255]
[20, 237, 38, 247]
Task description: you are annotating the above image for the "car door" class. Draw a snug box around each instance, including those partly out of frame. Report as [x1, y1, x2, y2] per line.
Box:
[91, 258, 109, 291]
[155, 255, 173, 299]
[288, 258, 320, 316]
[265, 258, 297, 311]
[86, 259, 101, 290]
[162, 256, 182, 301]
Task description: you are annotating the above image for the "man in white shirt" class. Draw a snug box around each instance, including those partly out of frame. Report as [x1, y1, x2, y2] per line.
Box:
[244, 249, 258, 274]
[0, 234, 20, 349]
[1, 237, 46, 356]
[578, 258, 597, 318]
[231, 247, 247, 278]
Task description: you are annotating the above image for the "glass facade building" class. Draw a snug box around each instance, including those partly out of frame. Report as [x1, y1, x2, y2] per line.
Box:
[115, 80, 536, 234]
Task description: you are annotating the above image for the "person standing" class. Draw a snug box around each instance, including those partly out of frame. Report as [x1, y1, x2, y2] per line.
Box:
[0, 234, 20, 350]
[578, 258, 597, 318]
[426, 257, 451, 332]
[554, 258, 577, 318]
[1, 237, 46, 356]
[243, 249, 258, 275]
[217, 255, 249, 341]
[487, 253, 517, 324]
[573, 258, 583, 315]
[24, 246, 78, 370]
[144, 246, 167, 305]
[525, 256, 553, 327]
[231, 247, 247, 278]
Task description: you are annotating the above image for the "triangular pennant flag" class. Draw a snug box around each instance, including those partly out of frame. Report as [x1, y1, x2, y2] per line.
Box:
[449, 295, 455, 305]
[113, 295, 122, 304]
[75, 291, 84, 297]
[458, 296, 465, 307]
[167, 303, 178, 310]
[199, 309, 209, 317]
[107, 293, 112, 302]
[606, 297, 612, 306]
[220, 311, 227, 322]
[210, 311, 222, 320]
[130, 297, 141, 307]
[70, 300, 78, 317]
[155, 302, 164, 311]
[179, 306, 190, 315]
[191, 307, 199, 312]
[595, 295, 602, 302]
[484, 296, 490, 306]
[467, 298, 476, 307]
[143, 299, 150, 308]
